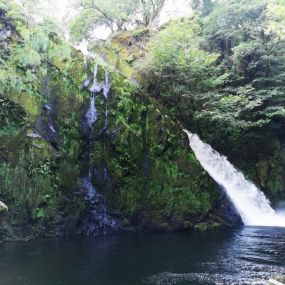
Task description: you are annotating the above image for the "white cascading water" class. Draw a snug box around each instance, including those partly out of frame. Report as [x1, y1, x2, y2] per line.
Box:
[85, 94, 98, 128]
[86, 64, 101, 128]
[81, 63, 118, 235]
[90, 64, 103, 93]
[103, 70, 111, 128]
[184, 130, 285, 227]
[83, 177, 96, 199]
[103, 71, 111, 100]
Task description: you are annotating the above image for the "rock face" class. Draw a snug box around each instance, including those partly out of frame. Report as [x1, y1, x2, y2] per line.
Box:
[217, 190, 242, 226]
[0, 4, 239, 240]
[79, 178, 119, 236]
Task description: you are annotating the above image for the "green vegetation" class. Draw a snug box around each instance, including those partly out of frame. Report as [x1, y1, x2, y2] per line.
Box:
[70, 0, 166, 41]
[0, 1, 88, 238]
[138, 0, 285, 200]
[0, 0, 226, 239]
[141, 18, 218, 106]
[87, 71, 221, 230]
[1, 0, 285, 240]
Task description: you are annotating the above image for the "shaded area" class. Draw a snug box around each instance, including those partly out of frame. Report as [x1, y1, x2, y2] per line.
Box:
[0, 227, 285, 285]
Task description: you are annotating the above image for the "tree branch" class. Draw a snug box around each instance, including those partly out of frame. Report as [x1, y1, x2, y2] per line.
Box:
[84, 3, 118, 29]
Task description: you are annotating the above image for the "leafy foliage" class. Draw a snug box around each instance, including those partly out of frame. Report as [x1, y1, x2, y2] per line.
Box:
[140, 0, 166, 26]
[268, 0, 285, 38]
[13, 47, 42, 68]
[141, 18, 217, 108]
[0, 1, 77, 123]
[190, 0, 213, 15]
[0, 1, 89, 238]
[140, 0, 285, 200]
[0, 96, 26, 136]
[0, 148, 60, 227]
[71, 0, 139, 40]
[88, 71, 220, 229]
[70, 0, 167, 41]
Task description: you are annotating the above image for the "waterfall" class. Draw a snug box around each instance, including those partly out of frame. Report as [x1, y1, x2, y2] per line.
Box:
[81, 63, 118, 235]
[85, 94, 98, 128]
[35, 74, 58, 145]
[103, 71, 111, 100]
[104, 106, 109, 130]
[86, 67, 110, 129]
[90, 64, 103, 93]
[185, 130, 285, 227]
[103, 70, 111, 128]
[83, 177, 96, 199]
[83, 64, 100, 192]
[82, 176, 118, 236]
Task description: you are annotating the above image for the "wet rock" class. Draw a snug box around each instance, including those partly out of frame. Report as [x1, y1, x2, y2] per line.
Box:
[0, 10, 14, 51]
[27, 132, 43, 139]
[80, 178, 120, 236]
[0, 201, 8, 212]
[217, 188, 243, 226]
[35, 104, 59, 146]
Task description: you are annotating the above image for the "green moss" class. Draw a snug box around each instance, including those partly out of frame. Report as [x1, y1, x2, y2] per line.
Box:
[0, 3, 229, 238]
[98, 28, 152, 80]
[13, 48, 42, 68]
[86, 70, 220, 230]
[0, 138, 58, 225]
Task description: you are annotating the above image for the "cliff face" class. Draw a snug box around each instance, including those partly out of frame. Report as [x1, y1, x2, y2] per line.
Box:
[0, 6, 88, 238]
[2, 0, 284, 241]
[0, 7, 236, 240]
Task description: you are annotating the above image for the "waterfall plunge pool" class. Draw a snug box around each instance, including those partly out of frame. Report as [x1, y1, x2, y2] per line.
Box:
[1, 226, 285, 285]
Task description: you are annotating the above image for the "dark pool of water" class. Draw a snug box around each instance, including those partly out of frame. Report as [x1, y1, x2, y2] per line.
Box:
[0, 226, 285, 285]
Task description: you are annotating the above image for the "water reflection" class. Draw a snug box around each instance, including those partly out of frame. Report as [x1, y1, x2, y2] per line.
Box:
[0, 227, 285, 285]
[149, 227, 285, 285]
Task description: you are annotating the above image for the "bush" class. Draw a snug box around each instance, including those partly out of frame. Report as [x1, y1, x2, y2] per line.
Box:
[14, 47, 42, 68]
[144, 19, 217, 92]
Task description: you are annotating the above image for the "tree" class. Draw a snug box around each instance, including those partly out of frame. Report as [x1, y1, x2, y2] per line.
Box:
[190, 0, 213, 15]
[144, 18, 218, 103]
[267, 0, 285, 39]
[140, 0, 166, 26]
[200, 0, 285, 85]
[203, 0, 266, 56]
[71, 0, 139, 40]
[70, 0, 167, 41]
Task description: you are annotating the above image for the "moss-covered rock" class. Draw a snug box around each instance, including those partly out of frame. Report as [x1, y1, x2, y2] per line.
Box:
[0, 3, 235, 240]
[84, 68, 231, 231]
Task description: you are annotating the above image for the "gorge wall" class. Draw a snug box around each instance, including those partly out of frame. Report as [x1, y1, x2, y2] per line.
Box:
[1, 0, 285, 240]
[0, 5, 236, 240]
